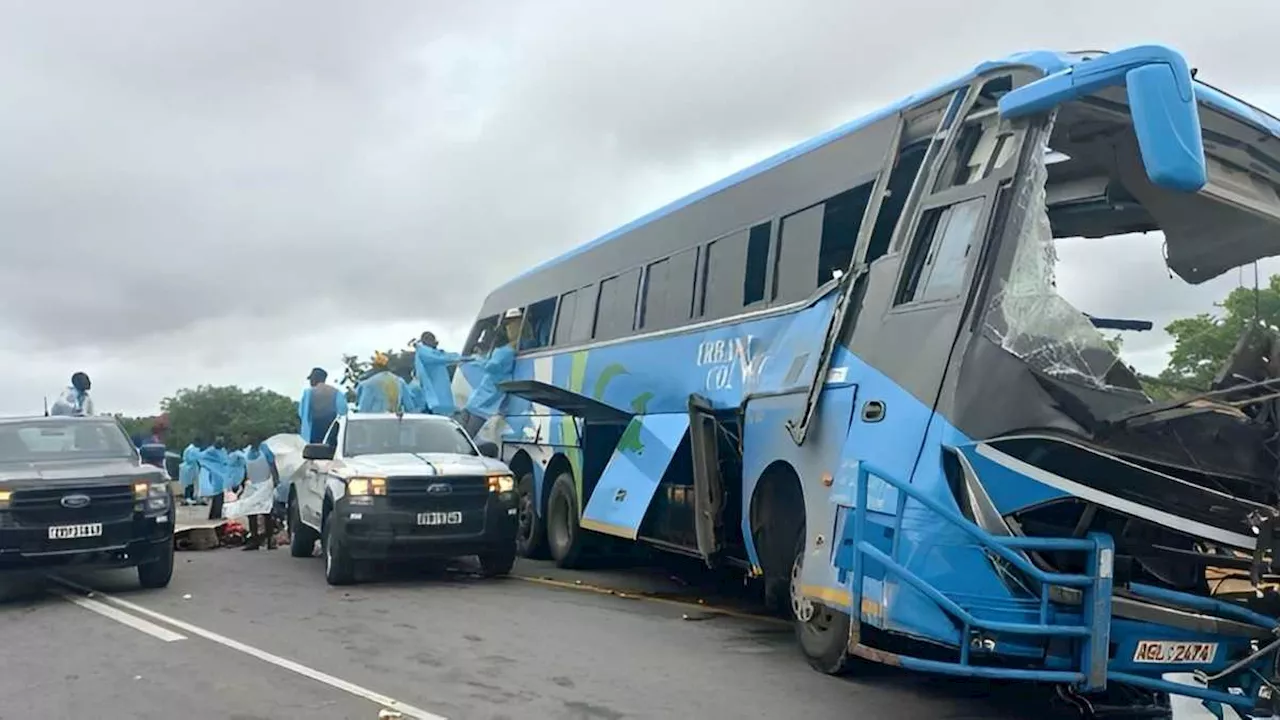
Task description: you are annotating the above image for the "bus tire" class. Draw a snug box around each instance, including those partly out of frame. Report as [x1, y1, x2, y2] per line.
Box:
[791, 530, 855, 675]
[515, 473, 549, 559]
[546, 472, 587, 569]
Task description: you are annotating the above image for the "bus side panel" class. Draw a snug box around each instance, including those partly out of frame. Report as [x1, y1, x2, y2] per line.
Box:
[740, 384, 860, 596]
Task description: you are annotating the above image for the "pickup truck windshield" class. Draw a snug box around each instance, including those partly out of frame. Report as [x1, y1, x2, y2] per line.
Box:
[343, 418, 477, 458]
[0, 419, 135, 463]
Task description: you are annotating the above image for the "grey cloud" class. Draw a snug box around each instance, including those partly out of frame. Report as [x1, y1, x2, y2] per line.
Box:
[0, 0, 1277, 367]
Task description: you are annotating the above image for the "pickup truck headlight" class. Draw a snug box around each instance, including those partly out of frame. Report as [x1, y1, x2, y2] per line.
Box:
[486, 473, 515, 493]
[0, 490, 10, 509]
[133, 481, 170, 511]
[347, 477, 387, 496]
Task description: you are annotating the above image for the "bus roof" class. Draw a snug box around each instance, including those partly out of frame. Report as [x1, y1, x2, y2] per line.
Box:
[491, 46, 1280, 299]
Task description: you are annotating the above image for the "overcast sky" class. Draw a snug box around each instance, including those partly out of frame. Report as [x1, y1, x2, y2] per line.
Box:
[1, 1, 1277, 416]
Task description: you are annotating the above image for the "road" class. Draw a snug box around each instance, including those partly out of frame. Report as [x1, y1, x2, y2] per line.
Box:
[0, 548, 1085, 720]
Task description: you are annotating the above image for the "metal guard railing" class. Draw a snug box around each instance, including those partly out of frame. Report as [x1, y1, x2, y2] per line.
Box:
[844, 460, 1278, 714]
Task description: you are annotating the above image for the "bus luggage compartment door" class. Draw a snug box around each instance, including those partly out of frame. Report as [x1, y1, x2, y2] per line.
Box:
[689, 394, 726, 565]
[579, 413, 692, 540]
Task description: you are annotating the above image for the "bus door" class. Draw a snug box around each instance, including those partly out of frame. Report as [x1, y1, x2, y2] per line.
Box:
[688, 394, 725, 562]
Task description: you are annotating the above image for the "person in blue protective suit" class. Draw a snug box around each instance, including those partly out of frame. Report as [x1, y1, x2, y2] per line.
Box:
[299, 367, 348, 443]
[179, 436, 205, 505]
[456, 324, 517, 438]
[240, 438, 278, 550]
[198, 437, 236, 521]
[356, 352, 413, 413]
[414, 331, 470, 416]
[50, 372, 95, 417]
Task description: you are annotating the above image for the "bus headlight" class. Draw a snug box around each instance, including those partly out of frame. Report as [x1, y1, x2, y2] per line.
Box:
[486, 473, 515, 493]
[347, 477, 387, 496]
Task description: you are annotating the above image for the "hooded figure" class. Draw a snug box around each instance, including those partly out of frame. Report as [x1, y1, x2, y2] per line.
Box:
[299, 367, 348, 443]
[458, 324, 517, 437]
[356, 352, 413, 413]
[413, 332, 468, 416]
[50, 372, 95, 417]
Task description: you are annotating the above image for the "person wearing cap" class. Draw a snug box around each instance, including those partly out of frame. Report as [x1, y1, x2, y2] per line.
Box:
[457, 321, 518, 438]
[298, 367, 348, 443]
[50, 371, 95, 417]
[413, 331, 471, 416]
[356, 351, 413, 413]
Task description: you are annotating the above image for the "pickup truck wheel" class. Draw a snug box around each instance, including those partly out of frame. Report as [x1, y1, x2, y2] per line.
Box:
[322, 512, 356, 586]
[546, 472, 587, 569]
[479, 546, 516, 577]
[515, 473, 548, 559]
[289, 496, 318, 558]
[137, 537, 175, 589]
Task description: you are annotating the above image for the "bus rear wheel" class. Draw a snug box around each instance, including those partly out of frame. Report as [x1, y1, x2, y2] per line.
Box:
[546, 472, 587, 569]
[791, 531, 855, 675]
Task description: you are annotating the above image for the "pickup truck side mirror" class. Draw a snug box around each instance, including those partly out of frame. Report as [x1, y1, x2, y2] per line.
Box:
[302, 443, 335, 461]
[476, 441, 499, 459]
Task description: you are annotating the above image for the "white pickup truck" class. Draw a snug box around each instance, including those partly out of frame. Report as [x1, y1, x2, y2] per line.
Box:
[286, 412, 519, 585]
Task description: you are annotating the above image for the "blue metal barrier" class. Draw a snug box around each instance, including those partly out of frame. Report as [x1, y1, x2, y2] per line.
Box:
[843, 460, 1276, 714]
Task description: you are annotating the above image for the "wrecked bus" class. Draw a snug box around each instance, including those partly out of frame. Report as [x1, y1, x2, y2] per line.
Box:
[453, 45, 1280, 716]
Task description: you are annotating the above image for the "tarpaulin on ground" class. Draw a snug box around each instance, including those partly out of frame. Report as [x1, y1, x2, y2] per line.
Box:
[264, 434, 307, 508]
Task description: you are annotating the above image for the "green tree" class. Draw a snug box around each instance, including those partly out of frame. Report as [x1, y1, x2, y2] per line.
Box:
[1159, 275, 1280, 390]
[160, 385, 299, 450]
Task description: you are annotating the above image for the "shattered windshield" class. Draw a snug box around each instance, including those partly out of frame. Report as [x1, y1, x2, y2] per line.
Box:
[983, 133, 1142, 394]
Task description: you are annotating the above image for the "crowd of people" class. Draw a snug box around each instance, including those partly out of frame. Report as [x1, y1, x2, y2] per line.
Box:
[299, 323, 518, 443]
[39, 319, 521, 550]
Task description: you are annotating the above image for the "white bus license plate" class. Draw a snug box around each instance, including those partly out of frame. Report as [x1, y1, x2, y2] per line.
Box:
[1133, 640, 1218, 664]
[47, 523, 103, 540]
[417, 511, 463, 526]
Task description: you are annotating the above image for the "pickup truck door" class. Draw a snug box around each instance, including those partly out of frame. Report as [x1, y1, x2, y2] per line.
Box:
[301, 420, 341, 528]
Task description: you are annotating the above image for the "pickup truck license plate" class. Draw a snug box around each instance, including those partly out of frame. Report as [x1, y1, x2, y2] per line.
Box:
[1132, 640, 1218, 664]
[417, 511, 463, 526]
[47, 523, 103, 540]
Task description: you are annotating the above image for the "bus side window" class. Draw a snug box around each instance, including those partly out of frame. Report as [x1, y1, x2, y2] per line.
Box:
[553, 291, 579, 345]
[464, 315, 500, 355]
[700, 222, 770, 319]
[520, 297, 557, 351]
[570, 284, 596, 342]
[593, 268, 641, 341]
[895, 197, 985, 305]
[638, 246, 697, 331]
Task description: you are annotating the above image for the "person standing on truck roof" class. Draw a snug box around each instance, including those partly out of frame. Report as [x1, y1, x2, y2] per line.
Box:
[456, 322, 517, 438]
[50, 372, 95, 417]
[413, 331, 470, 416]
[356, 351, 413, 413]
[299, 367, 347, 443]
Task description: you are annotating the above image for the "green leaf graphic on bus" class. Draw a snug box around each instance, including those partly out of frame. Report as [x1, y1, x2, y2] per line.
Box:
[593, 363, 629, 400]
[617, 416, 645, 456]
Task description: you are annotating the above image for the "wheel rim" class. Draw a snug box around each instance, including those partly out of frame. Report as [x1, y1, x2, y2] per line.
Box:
[790, 549, 816, 623]
[517, 488, 534, 544]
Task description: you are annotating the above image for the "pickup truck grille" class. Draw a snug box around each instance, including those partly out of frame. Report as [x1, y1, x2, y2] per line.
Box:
[385, 475, 489, 512]
[7, 485, 135, 526]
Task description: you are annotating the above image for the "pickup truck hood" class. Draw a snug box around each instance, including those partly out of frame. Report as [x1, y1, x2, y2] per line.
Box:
[0, 457, 165, 488]
[342, 453, 506, 478]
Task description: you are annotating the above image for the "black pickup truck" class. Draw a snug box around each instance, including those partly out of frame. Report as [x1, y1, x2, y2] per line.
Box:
[0, 415, 175, 588]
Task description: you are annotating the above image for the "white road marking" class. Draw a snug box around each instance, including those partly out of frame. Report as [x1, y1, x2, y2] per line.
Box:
[50, 577, 447, 720]
[53, 589, 187, 643]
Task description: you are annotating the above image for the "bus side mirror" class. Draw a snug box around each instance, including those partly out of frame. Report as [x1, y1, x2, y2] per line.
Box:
[477, 441, 499, 459]
[302, 443, 335, 461]
[1125, 63, 1206, 193]
[1000, 45, 1207, 193]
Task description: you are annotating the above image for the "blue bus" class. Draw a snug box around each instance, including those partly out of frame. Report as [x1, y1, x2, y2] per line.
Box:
[453, 46, 1280, 715]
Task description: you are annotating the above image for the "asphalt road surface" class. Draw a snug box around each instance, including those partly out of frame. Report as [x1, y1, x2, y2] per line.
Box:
[0, 549, 1087, 720]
